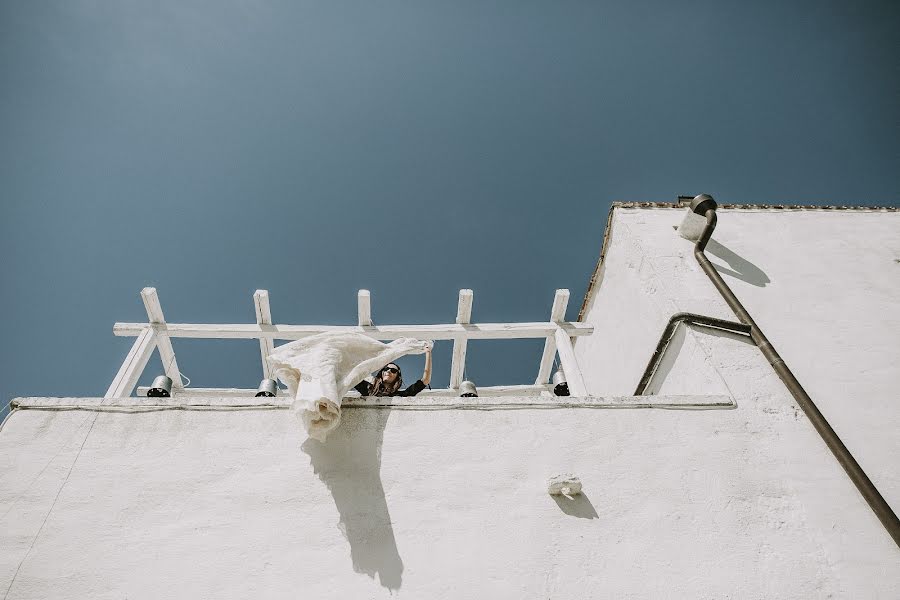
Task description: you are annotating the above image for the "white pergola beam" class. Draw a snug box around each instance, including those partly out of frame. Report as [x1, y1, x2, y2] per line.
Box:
[105, 328, 157, 398]
[135, 383, 546, 398]
[420, 383, 549, 398]
[358, 290, 372, 327]
[449, 289, 473, 388]
[554, 326, 588, 397]
[135, 386, 281, 398]
[114, 321, 593, 340]
[536, 289, 570, 384]
[141, 287, 182, 390]
[254, 290, 276, 380]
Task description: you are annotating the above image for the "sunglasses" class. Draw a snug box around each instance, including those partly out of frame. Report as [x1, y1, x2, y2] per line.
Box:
[382, 366, 399, 374]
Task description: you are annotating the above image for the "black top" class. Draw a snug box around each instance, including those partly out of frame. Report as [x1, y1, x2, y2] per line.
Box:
[354, 379, 427, 397]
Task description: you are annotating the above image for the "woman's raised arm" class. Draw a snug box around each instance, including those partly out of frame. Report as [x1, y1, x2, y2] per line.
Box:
[421, 344, 432, 386]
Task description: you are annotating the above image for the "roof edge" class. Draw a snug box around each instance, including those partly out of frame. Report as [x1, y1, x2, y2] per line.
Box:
[577, 203, 618, 321]
[613, 200, 899, 211]
[577, 199, 899, 321]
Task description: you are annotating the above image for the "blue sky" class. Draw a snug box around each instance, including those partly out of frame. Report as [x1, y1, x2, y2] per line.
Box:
[1, 1, 897, 415]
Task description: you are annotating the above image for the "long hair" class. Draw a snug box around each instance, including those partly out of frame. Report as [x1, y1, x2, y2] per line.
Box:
[369, 364, 403, 397]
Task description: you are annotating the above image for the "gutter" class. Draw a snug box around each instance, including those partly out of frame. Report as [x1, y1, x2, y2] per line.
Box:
[686, 194, 900, 548]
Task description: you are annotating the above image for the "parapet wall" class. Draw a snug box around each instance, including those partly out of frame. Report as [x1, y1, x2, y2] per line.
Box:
[2, 394, 897, 599]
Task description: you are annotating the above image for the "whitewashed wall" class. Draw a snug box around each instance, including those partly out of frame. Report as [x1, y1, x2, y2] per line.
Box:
[576, 206, 900, 594]
[3, 391, 896, 600]
[1, 206, 897, 599]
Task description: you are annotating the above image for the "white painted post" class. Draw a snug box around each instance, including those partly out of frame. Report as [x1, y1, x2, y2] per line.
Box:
[536, 289, 569, 384]
[449, 289, 474, 389]
[554, 326, 588, 397]
[254, 290, 276, 380]
[141, 287, 182, 390]
[105, 328, 157, 397]
[358, 290, 372, 327]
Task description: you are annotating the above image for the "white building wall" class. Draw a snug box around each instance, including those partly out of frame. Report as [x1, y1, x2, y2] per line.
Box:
[575, 206, 900, 593]
[2, 392, 897, 600]
[1, 206, 898, 599]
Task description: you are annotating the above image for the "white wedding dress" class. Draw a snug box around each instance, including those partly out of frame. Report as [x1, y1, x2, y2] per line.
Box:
[267, 332, 430, 441]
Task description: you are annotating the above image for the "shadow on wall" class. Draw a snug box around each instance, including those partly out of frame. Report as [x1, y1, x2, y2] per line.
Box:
[643, 322, 755, 395]
[643, 323, 687, 396]
[302, 409, 403, 591]
[553, 492, 599, 519]
[705, 239, 771, 287]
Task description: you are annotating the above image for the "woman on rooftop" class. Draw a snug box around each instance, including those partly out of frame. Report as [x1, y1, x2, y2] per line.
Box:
[354, 344, 432, 397]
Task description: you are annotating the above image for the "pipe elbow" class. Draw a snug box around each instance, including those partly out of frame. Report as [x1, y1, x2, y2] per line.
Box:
[690, 194, 717, 215]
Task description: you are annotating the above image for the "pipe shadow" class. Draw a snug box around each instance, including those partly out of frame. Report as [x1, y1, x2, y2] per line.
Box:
[705, 239, 771, 287]
[301, 409, 403, 591]
[644, 324, 687, 396]
[552, 492, 599, 519]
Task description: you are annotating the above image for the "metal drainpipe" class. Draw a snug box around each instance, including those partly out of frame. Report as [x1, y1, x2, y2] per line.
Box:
[688, 194, 900, 548]
[634, 312, 751, 396]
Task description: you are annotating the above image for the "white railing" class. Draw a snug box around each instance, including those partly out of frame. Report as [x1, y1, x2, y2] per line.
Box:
[108, 288, 592, 398]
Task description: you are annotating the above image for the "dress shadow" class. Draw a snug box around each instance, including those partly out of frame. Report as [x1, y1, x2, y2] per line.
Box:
[301, 408, 403, 591]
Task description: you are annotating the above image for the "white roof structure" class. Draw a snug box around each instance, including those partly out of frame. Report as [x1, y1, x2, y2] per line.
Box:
[2, 199, 899, 598]
[105, 286, 592, 399]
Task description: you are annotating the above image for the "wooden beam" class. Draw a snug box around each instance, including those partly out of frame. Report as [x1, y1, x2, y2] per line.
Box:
[254, 290, 275, 380]
[135, 383, 545, 398]
[554, 326, 588, 397]
[136, 386, 281, 398]
[105, 328, 157, 398]
[449, 289, 473, 388]
[420, 384, 550, 398]
[114, 321, 593, 340]
[358, 289, 372, 327]
[535, 289, 569, 384]
[141, 287, 182, 390]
